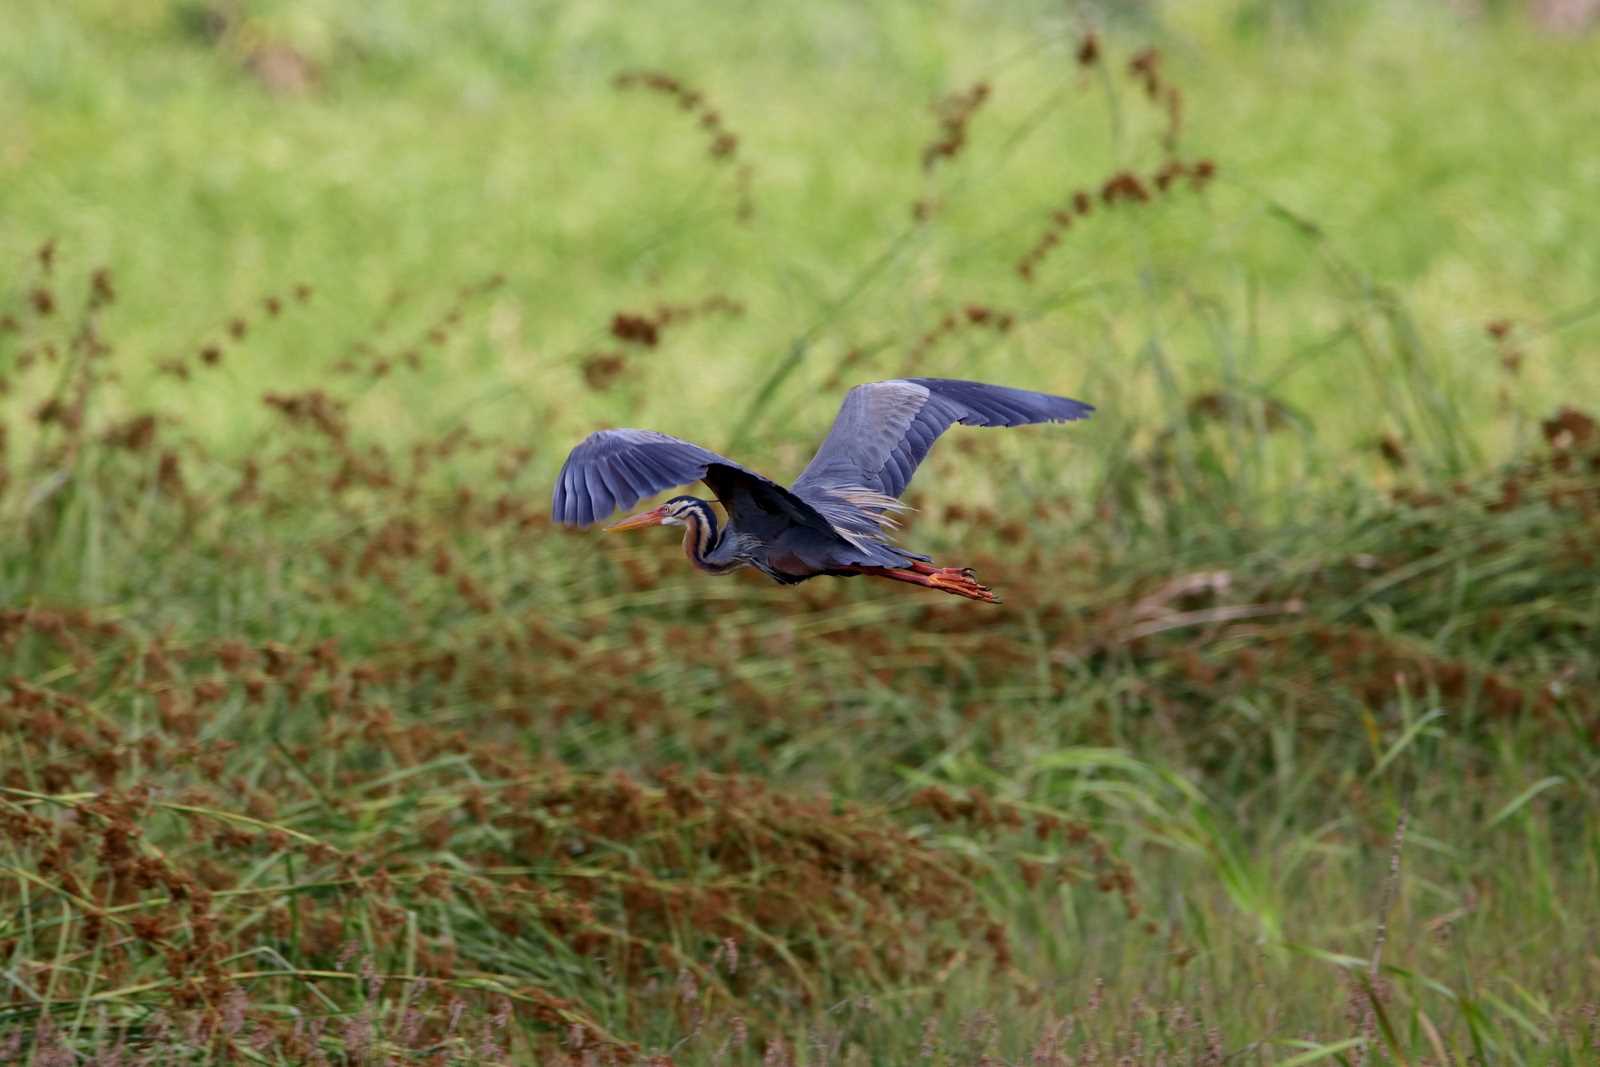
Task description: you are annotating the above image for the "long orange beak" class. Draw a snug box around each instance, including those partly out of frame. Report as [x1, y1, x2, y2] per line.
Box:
[604, 505, 667, 533]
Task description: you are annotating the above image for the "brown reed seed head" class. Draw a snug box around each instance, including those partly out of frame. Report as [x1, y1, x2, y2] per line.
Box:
[1019, 158, 1212, 281]
[603, 296, 744, 358]
[908, 304, 1016, 359]
[1016, 41, 1216, 281]
[616, 68, 743, 164]
[1128, 47, 1162, 98]
[1077, 32, 1100, 67]
[922, 82, 990, 171]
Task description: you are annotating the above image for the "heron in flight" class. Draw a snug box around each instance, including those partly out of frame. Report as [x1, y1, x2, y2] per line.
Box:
[551, 378, 1092, 602]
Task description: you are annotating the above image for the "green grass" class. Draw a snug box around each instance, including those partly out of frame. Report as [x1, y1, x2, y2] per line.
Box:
[3, 1, 1599, 1063]
[6, 0, 1599, 455]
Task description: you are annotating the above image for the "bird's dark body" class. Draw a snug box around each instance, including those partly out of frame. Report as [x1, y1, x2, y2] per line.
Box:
[552, 378, 1094, 602]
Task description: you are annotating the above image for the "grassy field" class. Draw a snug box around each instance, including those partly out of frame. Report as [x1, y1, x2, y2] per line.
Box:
[3, 1, 1599, 1063]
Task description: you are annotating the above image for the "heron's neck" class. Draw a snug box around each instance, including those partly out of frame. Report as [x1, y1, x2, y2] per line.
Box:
[680, 501, 740, 574]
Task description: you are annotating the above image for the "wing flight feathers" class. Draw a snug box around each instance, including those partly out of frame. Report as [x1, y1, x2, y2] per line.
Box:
[550, 429, 742, 526]
[550, 427, 839, 536]
[793, 377, 1093, 501]
[553, 378, 1091, 548]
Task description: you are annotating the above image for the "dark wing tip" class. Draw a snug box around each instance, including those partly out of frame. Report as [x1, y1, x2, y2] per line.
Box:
[551, 462, 578, 526]
[903, 378, 1094, 424]
[1052, 397, 1095, 421]
[550, 430, 616, 527]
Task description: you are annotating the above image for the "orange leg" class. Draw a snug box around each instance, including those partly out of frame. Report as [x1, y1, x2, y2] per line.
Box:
[848, 563, 999, 603]
[904, 560, 978, 579]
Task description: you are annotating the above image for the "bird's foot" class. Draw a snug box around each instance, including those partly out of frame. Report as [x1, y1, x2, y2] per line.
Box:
[924, 566, 999, 603]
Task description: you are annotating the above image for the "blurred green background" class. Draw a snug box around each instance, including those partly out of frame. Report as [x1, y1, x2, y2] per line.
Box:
[6, 0, 1598, 460]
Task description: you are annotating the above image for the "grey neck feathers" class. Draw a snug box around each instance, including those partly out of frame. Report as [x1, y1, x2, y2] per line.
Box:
[680, 500, 741, 573]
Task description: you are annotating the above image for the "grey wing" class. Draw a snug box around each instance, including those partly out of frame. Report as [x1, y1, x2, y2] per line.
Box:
[792, 378, 1094, 503]
[551, 428, 745, 526]
[551, 427, 850, 541]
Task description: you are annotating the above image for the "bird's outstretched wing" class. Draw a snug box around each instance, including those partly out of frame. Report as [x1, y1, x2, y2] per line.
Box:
[793, 378, 1094, 506]
[551, 427, 831, 532]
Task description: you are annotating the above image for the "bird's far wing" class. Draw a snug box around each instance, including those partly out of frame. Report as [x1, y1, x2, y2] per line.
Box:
[792, 378, 1094, 503]
[550, 427, 833, 531]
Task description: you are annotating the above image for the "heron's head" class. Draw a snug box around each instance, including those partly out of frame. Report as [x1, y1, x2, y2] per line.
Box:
[604, 496, 712, 533]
